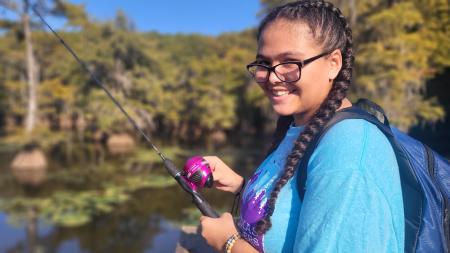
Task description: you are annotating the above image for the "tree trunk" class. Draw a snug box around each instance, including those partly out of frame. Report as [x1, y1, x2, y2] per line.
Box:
[349, 0, 356, 27]
[22, 0, 38, 134]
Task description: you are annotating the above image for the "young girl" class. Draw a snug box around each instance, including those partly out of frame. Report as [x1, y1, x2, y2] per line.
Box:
[199, 1, 404, 252]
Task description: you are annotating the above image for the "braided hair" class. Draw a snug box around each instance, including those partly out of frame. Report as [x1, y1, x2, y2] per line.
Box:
[255, 0, 354, 235]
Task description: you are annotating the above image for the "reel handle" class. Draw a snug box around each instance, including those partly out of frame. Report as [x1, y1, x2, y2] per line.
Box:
[163, 159, 219, 218]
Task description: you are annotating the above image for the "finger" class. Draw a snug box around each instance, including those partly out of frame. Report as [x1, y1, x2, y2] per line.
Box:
[203, 156, 218, 171]
[202, 156, 215, 164]
[213, 182, 231, 191]
[221, 212, 232, 218]
[213, 180, 226, 187]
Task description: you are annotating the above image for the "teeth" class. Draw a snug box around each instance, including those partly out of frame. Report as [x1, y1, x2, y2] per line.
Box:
[272, 90, 289, 97]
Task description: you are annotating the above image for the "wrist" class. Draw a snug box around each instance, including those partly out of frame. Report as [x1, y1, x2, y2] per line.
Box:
[231, 178, 245, 215]
[233, 177, 245, 195]
[224, 232, 241, 253]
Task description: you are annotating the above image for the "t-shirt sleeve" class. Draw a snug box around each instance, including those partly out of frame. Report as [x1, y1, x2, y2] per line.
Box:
[293, 119, 404, 253]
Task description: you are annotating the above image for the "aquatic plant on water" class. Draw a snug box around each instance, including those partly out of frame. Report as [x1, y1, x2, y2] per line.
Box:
[0, 174, 176, 227]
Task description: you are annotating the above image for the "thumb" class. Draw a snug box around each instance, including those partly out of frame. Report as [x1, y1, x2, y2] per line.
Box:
[221, 212, 233, 219]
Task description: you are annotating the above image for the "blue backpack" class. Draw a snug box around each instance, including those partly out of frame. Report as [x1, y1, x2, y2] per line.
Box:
[293, 99, 450, 253]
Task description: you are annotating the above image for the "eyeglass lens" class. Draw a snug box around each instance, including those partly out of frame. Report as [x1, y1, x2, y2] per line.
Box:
[249, 63, 300, 83]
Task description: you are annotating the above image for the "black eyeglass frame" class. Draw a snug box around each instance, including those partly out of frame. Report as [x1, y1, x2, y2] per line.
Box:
[246, 51, 331, 84]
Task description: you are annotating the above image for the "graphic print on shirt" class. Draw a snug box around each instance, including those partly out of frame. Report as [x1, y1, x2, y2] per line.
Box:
[238, 151, 286, 252]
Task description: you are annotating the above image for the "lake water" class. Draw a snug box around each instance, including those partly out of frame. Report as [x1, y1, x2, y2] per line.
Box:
[0, 145, 259, 253]
[0, 208, 182, 253]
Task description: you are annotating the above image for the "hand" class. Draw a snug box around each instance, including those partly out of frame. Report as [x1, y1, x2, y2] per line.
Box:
[203, 156, 244, 194]
[200, 212, 238, 252]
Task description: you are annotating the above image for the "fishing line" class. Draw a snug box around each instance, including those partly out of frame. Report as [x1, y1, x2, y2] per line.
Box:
[33, 6, 165, 160]
[31, 5, 219, 218]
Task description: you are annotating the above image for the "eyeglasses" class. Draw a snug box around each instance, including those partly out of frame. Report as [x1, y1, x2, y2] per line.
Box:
[246, 52, 330, 84]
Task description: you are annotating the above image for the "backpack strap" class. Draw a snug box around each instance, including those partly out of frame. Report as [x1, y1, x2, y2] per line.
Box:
[354, 98, 390, 126]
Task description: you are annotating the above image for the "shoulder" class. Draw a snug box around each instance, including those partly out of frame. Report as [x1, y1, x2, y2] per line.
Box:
[320, 118, 388, 147]
[307, 119, 397, 175]
[295, 119, 404, 253]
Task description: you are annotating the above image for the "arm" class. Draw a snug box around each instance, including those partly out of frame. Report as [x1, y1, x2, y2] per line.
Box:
[230, 238, 260, 253]
[199, 157, 256, 251]
[200, 213, 260, 253]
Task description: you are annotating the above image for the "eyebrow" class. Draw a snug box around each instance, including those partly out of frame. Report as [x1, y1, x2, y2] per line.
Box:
[256, 51, 306, 60]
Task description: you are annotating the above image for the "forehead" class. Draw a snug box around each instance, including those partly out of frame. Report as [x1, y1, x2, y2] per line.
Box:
[257, 19, 321, 59]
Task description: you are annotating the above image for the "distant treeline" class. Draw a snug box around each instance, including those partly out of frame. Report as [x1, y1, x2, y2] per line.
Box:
[0, 0, 449, 150]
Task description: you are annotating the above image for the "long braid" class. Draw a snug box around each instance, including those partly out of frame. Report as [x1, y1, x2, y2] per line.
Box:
[255, 0, 354, 235]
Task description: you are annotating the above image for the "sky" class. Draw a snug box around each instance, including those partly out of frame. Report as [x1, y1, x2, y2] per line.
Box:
[67, 0, 262, 35]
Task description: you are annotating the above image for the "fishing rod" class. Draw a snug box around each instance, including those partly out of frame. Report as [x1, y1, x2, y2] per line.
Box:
[31, 6, 219, 218]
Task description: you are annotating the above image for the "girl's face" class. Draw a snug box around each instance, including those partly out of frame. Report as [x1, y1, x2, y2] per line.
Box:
[256, 19, 342, 125]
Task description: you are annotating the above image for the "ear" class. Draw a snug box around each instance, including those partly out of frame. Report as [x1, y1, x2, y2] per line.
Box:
[327, 49, 342, 80]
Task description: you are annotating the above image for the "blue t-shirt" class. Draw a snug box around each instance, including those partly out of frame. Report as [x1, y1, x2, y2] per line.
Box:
[237, 119, 405, 253]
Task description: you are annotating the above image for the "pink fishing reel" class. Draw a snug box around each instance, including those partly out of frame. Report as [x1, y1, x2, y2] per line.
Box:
[183, 156, 214, 191]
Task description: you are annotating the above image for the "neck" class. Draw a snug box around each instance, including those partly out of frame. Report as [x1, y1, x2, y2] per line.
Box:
[293, 98, 352, 126]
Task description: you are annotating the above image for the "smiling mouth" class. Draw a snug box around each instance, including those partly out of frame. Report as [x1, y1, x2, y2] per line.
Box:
[272, 90, 289, 96]
[269, 88, 296, 97]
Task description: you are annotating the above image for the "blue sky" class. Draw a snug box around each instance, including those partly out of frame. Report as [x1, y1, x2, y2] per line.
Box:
[69, 0, 262, 35]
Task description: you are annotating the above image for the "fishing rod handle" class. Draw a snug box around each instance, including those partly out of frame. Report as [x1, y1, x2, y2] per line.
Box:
[192, 192, 220, 218]
[163, 158, 180, 178]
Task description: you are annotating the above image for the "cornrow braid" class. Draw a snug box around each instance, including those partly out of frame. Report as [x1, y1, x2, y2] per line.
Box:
[255, 0, 354, 235]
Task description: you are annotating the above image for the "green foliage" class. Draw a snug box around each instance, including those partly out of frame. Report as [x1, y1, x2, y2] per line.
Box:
[354, 1, 447, 130]
[54, 0, 90, 28]
[0, 3, 260, 143]
[0, 170, 176, 227]
[0, 0, 449, 144]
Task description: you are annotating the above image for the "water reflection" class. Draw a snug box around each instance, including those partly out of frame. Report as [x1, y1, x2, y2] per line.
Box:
[11, 169, 47, 187]
[0, 143, 263, 253]
[2, 212, 176, 253]
[1, 186, 219, 253]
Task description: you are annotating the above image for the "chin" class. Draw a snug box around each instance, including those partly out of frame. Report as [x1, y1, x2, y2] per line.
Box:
[272, 104, 296, 116]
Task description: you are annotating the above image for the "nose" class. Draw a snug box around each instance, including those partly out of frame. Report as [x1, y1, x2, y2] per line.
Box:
[267, 70, 282, 85]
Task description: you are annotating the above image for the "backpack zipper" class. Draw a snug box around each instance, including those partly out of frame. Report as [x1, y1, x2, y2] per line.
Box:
[424, 144, 450, 251]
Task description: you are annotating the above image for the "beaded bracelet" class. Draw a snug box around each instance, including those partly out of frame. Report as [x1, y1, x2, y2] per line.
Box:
[224, 232, 241, 253]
